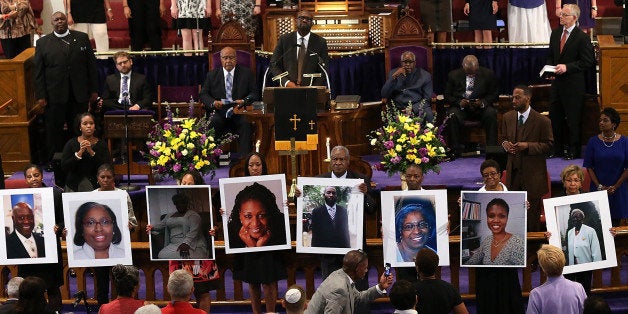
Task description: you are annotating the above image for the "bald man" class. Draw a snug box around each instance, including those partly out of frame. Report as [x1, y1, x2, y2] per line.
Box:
[199, 46, 258, 155]
[6, 202, 46, 259]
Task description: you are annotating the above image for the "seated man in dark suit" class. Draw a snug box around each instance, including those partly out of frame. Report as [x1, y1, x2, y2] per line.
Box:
[444, 55, 498, 158]
[6, 202, 45, 259]
[0, 276, 23, 314]
[200, 46, 257, 155]
[381, 51, 434, 122]
[101, 51, 154, 112]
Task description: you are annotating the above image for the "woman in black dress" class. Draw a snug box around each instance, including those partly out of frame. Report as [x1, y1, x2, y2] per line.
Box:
[464, 0, 498, 45]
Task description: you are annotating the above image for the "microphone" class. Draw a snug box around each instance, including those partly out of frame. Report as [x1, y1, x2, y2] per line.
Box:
[295, 44, 331, 95]
[72, 291, 85, 307]
[268, 44, 301, 86]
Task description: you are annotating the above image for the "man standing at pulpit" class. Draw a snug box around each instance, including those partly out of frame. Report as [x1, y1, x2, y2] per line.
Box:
[101, 51, 154, 112]
[200, 46, 257, 155]
[270, 10, 329, 87]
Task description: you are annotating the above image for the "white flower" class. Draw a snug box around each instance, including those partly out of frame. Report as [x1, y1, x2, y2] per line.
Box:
[426, 123, 434, 129]
[370, 138, 377, 146]
[181, 149, 188, 156]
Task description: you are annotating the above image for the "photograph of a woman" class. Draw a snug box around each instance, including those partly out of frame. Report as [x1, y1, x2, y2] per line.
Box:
[380, 190, 449, 268]
[220, 174, 290, 253]
[461, 192, 527, 267]
[544, 191, 617, 274]
[63, 191, 132, 267]
[73, 202, 124, 259]
[395, 201, 437, 262]
[227, 182, 287, 248]
[147, 186, 214, 260]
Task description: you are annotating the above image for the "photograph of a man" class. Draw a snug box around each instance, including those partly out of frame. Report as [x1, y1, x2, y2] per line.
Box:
[6, 202, 45, 259]
[311, 186, 350, 248]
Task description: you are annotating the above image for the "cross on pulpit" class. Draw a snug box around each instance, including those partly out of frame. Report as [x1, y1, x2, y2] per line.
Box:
[309, 120, 316, 130]
[279, 137, 308, 205]
[290, 114, 301, 131]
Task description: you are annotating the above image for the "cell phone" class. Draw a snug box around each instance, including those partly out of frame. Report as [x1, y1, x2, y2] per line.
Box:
[384, 263, 391, 277]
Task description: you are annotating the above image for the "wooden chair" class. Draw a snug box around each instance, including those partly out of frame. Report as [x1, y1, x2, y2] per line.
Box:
[207, 20, 256, 71]
[154, 85, 204, 121]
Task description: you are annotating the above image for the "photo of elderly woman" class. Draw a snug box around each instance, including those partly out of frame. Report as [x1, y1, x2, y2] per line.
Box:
[220, 174, 290, 253]
[394, 199, 437, 262]
[461, 192, 527, 267]
[146, 186, 214, 261]
[380, 189, 449, 267]
[561, 203, 605, 266]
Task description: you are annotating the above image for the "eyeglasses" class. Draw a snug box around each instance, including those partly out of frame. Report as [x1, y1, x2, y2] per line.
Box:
[116, 59, 130, 66]
[482, 171, 500, 179]
[402, 221, 430, 231]
[401, 60, 415, 64]
[559, 12, 575, 17]
[83, 219, 113, 229]
[297, 16, 313, 21]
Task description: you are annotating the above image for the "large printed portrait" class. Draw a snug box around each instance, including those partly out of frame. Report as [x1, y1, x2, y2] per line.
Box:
[63, 191, 133, 267]
[0, 188, 58, 265]
[381, 190, 450, 267]
[146, 186, 215, 261]
[220, 174, 291, 254]
[460, 191, 527, 268]
[544, 191, 617, 274]
[296, 177, 364, 255]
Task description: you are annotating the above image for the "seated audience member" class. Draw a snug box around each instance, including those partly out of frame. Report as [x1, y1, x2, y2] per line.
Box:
[199, 46, 257, 155]
[415, 248, 468, 314]
[282, 285, 307, 314]
[12, 277, 54, 314]
[134, 304, 162, 314]
[381, 51, 434, 122]
[162, 269, 205, 314]
[389, 280, 418, 314]
[526, 244, 587, 314]
[101, 51, 153, 112]
[0, 276, 23, 314]
[583, 296, 612, 314]
[444, 55, 498, 158]
[306, 250, 393, 313]
[98, 264, 145, 314]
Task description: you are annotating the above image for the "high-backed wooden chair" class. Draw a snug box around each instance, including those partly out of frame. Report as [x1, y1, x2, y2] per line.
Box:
[384, 10, 432, 76]
[207, 20, 256, 71]
[155, 85, 203, 121]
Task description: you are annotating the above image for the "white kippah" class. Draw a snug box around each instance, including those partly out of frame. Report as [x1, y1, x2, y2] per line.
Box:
[285, 288, 302, 304]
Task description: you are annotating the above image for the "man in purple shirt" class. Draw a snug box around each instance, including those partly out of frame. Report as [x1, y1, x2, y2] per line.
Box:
[526, 244, 587, 314]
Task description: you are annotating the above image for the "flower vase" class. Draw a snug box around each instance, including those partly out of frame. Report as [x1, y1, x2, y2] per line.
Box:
[400, 173, 408, 190]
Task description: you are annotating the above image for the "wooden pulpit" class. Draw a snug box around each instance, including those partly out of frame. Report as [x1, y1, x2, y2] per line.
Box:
[103, 111, 155, 184]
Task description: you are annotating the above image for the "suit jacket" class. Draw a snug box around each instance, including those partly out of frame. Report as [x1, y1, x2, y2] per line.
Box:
[546, 26, 595, 92]
[34, 30, 98, 104]
[269, 31, 330, 87]
[0, 299, 17, 314]
[444, 66, 498, 108]
[6, 231, 46, 259]
[500, 108, 553, 198]
[102, 71, 154, 111]
[199, 65, 257, 115]
[381, 67, 433, 111]
[311, 203, 350, 248]
[305, 268, 382, 314]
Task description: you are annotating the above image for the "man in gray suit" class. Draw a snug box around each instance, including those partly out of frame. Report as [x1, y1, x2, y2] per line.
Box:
[306, 250, 393, 314]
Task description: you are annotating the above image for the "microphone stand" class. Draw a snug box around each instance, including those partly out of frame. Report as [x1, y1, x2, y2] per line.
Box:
[120, 92, 139, 191]
[73, 290, 91, 314]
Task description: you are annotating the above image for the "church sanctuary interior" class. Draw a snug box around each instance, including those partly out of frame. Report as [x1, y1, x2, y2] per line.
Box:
[0, 0, 627, 313]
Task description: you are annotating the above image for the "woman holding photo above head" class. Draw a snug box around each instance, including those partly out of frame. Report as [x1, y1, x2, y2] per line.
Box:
[148, 192, 208, 259]
[61, 112, 111, 192]
[583, 107, 628, 226]
[15, 164, 64, 313]
[224, 152, 287, 314]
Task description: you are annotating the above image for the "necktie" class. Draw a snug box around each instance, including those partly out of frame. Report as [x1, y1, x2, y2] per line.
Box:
[518, 115, 524, 126]
[297, 37, 306, 85]
[225, 72, 233, 102]
[121, 75, 129, 99]
[329, 207, 336, 221]
[560, 29, 568, 53]
[25, 237, 37, 258]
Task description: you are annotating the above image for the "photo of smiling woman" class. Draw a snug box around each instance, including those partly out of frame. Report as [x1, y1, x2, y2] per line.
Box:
[73, 202, 124, 259]
[227, 182, 287, 249]
[395, 200, 437, 262]
[463, 194, 526, 267]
